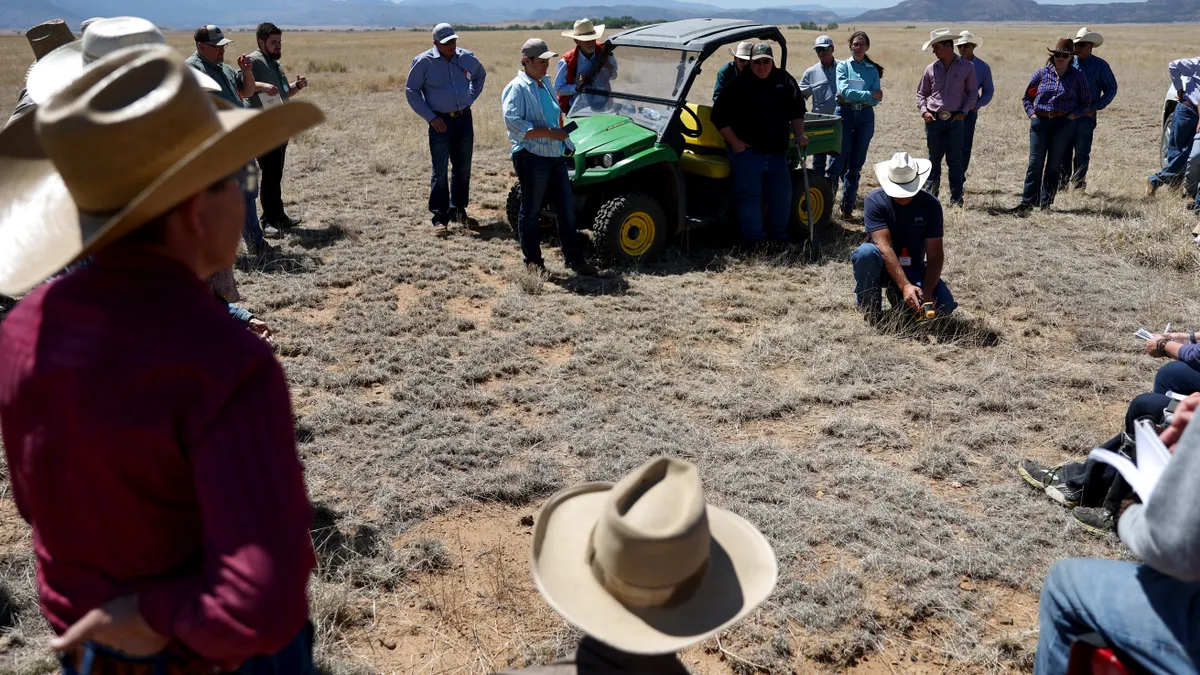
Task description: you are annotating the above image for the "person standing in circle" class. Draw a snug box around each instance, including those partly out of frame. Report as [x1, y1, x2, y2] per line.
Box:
[828, 31, 884, 221]
[1015, 38, 1090, 214]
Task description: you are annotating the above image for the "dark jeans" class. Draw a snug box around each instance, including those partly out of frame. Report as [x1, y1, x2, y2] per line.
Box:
[511, 150, 583, 266]
[731, 149, 791, 243]
[1021, 115, 1076, 207]
[808, 152, 829, 177]
[61, 622, 315, 675]
[1153, 359, 1200, 395]
[924, 117, 965, 204]
[850, 242, 957, 314]
[428, 110, 473, 225]
[1150, 103, 1199, 188]
[243, 181, 264, 250]
[257, 142, 288, 224]
[961, 109, 979, 177]
[1059, 113, 1097, 188]
[828, 105, 875, 213]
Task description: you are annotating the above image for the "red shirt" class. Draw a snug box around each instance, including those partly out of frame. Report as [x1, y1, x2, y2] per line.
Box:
[0, 247, 315, 669]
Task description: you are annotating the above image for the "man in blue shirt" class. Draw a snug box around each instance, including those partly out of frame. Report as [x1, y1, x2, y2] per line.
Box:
[406, 23, 487, 234]
[501, 39, 595, 276]
[799, 35, 838, 176]
[1062, 28, 1117, 191]
[955, 31, 993, 181]
[851, 152, 956, 324]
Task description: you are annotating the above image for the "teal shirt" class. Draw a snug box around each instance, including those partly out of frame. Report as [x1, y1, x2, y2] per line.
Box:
[186, 52, 245, 108]
[835, 57, 881, 106]
[713, 61, 739, 101]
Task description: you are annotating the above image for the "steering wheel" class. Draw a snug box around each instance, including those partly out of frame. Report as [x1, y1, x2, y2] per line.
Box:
[678, 104, 703, 139]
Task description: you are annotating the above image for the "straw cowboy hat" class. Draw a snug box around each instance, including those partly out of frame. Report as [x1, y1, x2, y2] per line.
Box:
[26, 19, 75, 61]
[0, 45, 324, 295]
[562, 18, 604, 41]
[27, 17, 220, 105]
[875, 152, 933, 199]
[1073, 27, 1104, 47]
[955, 30, 982, 48]
[530, 457, 777, 654]
[921, 27, 956, 51]
[728, 41, 752, 61]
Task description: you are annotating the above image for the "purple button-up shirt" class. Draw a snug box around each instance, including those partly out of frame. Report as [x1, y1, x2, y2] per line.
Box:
[1022, 64, 1091, 118]
[916, 55, 979, 115]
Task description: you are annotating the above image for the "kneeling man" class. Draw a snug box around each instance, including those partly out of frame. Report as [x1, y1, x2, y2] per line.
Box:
[852, 152, 957, 322]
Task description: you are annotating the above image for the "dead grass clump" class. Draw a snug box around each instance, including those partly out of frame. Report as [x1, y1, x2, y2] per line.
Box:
[304, 59, 348, 73]
[398, 537, 451, 573]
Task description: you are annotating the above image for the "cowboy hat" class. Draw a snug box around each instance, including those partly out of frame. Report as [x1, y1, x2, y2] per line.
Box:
[921, 27, 955, 51]
[1048, 37, 1075, 55]
[874, 152, 933, 199]
[0, 45, 324, 295]
[530, 457, 777, 655]
[562, 18, 604, 41]
[27, 17, 220, 105]
[79, 17, 105, 34]
[1074, 27, 1103, 47]
[728, 41, 752, 61]
[26, 19, 75, 61]
[955, 30, 982, 48]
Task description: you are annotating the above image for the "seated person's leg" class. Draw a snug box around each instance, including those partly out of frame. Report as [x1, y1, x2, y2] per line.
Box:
[1036, 558, 1200, 675]
[1153, 360, 1200, 396]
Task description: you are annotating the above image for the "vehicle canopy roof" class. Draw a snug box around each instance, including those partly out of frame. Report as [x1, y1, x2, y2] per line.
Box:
[610, 19, 788, 69]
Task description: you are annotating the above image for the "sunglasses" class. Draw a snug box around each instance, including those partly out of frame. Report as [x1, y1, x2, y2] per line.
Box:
[815, 46, 832, 52]
[1053, 52, 1073, 58]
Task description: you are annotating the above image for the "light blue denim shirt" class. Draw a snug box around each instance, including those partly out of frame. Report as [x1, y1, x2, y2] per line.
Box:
[836, 57, 882, 106]
[405, 47, 487, 122]
[800, 60, 839, 114]
[502, 70, 572, 158]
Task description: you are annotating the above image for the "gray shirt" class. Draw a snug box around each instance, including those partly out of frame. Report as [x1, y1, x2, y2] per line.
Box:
[1119, 414, 1200, 580]
[799, 60, 839, 115]
[246, 49, 289, 109]
[185, 52, 245, 108]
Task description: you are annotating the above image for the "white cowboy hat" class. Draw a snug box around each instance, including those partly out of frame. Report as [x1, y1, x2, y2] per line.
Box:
[874, 152, 933, 199]
[562, 18, 605, 42]
[955, 30, 982, 48]
[1073, 27, 1104, 47]
[26, 17, 220, 105]
[921, 27, 956, 51]
[0, 45, 324, 295]
[728, 41, 752, 60]
[530, 457, 777, 655]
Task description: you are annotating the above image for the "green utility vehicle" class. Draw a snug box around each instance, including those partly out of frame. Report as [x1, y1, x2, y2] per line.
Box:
[506, 18, 842, 265]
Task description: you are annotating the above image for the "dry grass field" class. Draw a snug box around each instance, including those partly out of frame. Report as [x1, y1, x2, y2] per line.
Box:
[3, 20, 1200, 675]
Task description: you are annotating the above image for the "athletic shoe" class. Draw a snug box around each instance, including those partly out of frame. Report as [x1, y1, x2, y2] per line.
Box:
[1073, 506, 1115, 535]
[1017, 460, 1080, 507]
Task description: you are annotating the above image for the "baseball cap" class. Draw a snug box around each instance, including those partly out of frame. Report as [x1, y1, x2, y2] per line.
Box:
[814, 35, 833, 49]
[521, 38, 557, 60]
[751, 43, 773, 61]
[194, 25, 232, 47]
[432, 23, 458, 44]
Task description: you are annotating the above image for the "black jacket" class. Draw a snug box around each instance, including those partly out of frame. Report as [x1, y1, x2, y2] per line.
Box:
[710, 66, 806, 155]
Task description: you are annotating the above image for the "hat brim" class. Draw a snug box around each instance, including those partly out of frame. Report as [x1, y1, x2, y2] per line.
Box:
[750, 55, 773, 61]
[209, 38, 233, 47]
[922, 36, 955, 51]
[1074, 33, 1103, 47]
[0, 100, 324, 295]
[562, 26, 605, 41]
[436, 33, 459, 44]
[530, 483, 778, 655]
[533, 50, 558, 59]
[955, 36, 982, 47]
[27, 42, 222, 104]
[874, 158, 933, 199]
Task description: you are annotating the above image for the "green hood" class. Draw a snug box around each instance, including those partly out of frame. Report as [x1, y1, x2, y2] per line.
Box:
[569, 114, 656, 155]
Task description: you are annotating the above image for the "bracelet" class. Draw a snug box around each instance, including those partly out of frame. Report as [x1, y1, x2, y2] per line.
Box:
[1157, 336, 1171, 357]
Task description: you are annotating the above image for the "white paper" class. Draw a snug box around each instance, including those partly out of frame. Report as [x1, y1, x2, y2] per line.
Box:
[847, 78, 865, 91]
[1087, 418, 1172, 502]
[1136, 327, 1154, 341]
[260, 92, 282, 109]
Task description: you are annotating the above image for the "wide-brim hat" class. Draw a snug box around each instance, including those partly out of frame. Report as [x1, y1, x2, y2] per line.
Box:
[955, 30, 982, 47]
[27, 19, 75, 61]
[27, 17, 220, 105]
[875, 152, 932, 199]
[728, 41, 752, 60]
[1048, 37, 1075, 55]
[0, 45, 324, 295]
[562, 18, 604, 41]
[530, 457, 777, 655]
[1074, 27, 1103, 47]
[922, 27, 955, 51]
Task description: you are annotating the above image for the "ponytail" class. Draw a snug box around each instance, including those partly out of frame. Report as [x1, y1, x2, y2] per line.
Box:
[864, 54, 885, 78]
[848, 30, 885, 78]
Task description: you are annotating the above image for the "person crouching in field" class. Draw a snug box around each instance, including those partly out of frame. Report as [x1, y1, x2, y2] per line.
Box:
[0, 45, 323, 672]
[1035, 393, 1200, 674]
[502, 39, 596, 277]
[1014, 38, 1091, 214]
[494, 457, 777, 675]
[851, 152, 956, 325]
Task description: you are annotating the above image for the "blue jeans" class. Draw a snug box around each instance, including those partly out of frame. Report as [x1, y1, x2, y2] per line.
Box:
[61, 622, 315, 674]
[961, 109, 979, 177]
[243, 183, 264, 249]
[511, 150, 583, 266]
[1060, 113, 1097, 188]
[851, 242, 957, 314]
[924, 117, 965, 204]
[1152, 103, 1199, 189]
[731, 149, 791, 242]
[828, 106, 875, 214]
[1035, 559, 1200, 675]
[1022, 116, 1076, 207]
[428, 110, 474, 225]
[1153, 359, 1200, 395]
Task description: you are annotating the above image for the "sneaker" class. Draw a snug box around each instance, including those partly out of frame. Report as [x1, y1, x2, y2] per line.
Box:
[1147, 178, 1158, 196]
[1017, 460, 1080, 507]
[1072, 506, 1115, 535]
[566, 259, 599, 276]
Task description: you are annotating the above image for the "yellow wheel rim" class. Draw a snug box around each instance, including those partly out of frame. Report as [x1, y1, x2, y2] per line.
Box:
[798, 186, 825, 226]
[620, 211, 656, 257]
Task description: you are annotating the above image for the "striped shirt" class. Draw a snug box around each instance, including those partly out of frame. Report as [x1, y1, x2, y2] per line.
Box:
[502, 70, 571, 158]
[1023, 64, 1091, 118]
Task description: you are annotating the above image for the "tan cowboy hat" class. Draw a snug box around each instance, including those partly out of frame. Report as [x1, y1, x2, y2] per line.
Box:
[562, 18, 604, 41]
[875, 152, 932, 199]
[1074, 27, 1104, 47]
[27, 17, 220, 105]
[955, 30, 982, 48]
[728, 41, 752, 61]
[0, 45, 324, 295]
[26, 19, 75, 61]
[530, 457, 777, 655]
[921, 27, 955, 51]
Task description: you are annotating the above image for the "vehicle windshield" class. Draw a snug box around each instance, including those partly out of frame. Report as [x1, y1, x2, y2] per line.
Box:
[568, 46, 701, 136]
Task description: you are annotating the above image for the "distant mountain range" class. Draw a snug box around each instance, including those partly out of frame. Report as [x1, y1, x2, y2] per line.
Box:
[856, 0, 1200, 21]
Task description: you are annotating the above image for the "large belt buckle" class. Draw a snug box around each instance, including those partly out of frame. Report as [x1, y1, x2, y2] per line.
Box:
[937, 111, 952, 121]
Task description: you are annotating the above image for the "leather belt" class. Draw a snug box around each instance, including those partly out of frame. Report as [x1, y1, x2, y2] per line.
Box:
[63, 647, 226, 675]
[838, 101, 870, 110]
[936, 111, 953, 120]
[439, 107, 470, 118]
[1035, 111, 1068, 118]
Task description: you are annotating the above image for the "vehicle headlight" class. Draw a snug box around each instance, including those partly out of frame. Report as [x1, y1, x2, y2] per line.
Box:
[601, 153, 614, 169]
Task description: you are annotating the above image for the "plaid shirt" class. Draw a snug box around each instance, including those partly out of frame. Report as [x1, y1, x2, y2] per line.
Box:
[1023, 64, 1091, 118]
